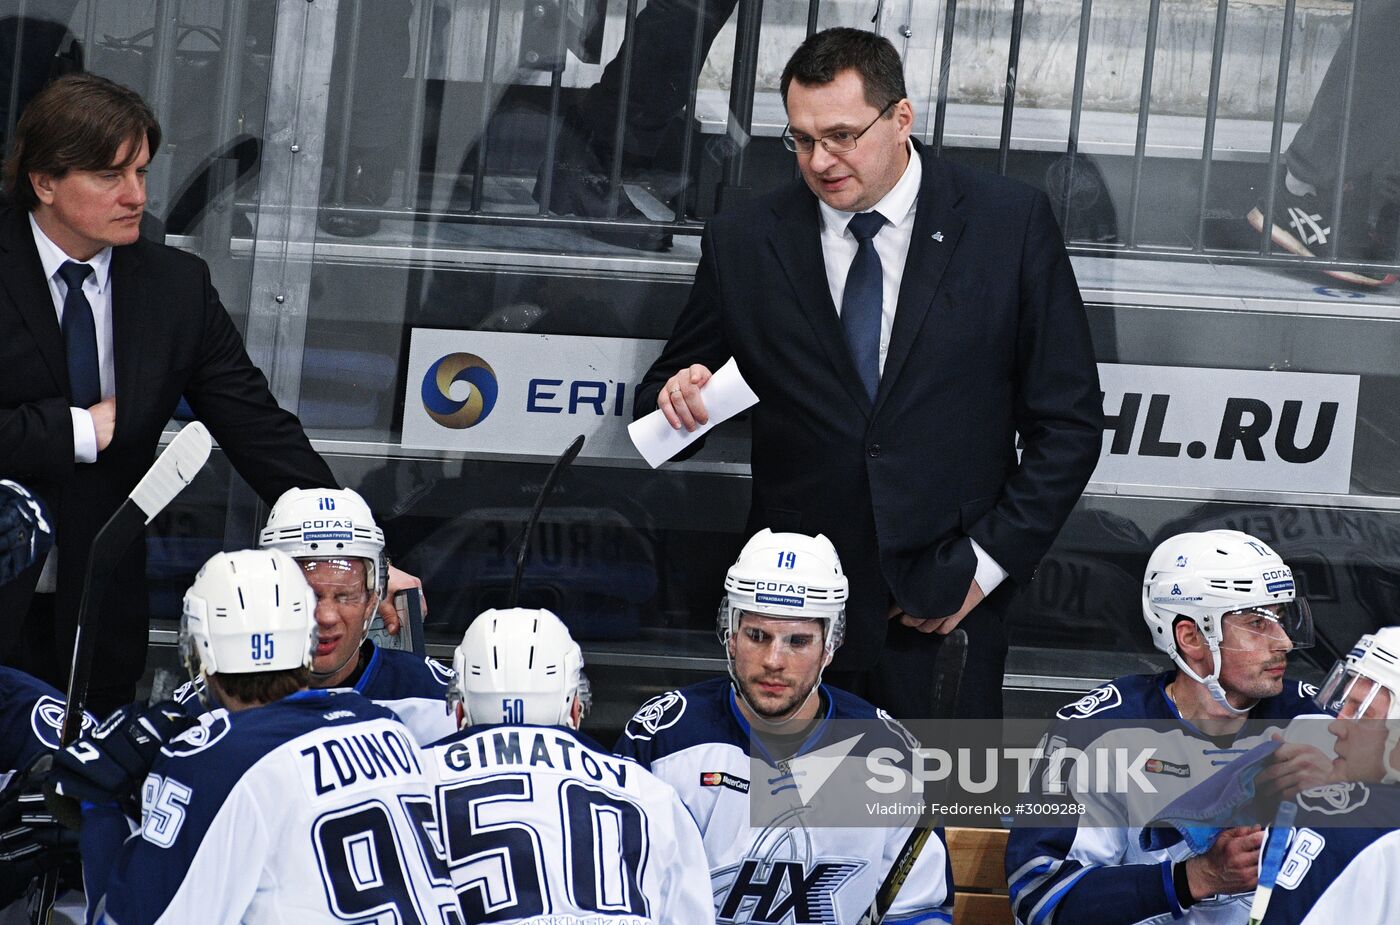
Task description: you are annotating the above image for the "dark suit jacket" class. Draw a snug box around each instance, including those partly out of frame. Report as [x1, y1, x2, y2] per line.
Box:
[637, 144, 1104, 671]
[0, 205, 335, 693]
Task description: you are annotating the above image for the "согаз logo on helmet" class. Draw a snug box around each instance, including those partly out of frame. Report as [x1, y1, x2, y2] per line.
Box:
[421, 353, 498, 428]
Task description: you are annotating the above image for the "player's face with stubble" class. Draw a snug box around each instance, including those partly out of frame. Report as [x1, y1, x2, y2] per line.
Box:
[301, 558, 374, 685]
[1216, 608, 1293, 705]
[730, 613, 828, 721]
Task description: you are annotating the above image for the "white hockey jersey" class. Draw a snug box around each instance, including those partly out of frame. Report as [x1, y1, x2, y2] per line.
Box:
[616, 677, 954, 925]
[421, 722, 715, 924]
[82, 689, 461, 925]
[1005, 672, 1317, 925]
[175, 641, 457, 745]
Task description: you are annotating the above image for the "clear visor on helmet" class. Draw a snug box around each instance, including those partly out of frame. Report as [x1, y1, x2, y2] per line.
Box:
[299, 557, 374, 605]
[729, 610, 829, 657]
[1217, 599, 1314, 651]
[1316, 664, 1397, 719]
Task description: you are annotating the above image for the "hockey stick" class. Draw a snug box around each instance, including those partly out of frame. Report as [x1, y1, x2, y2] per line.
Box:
[865, 628, 969, 925]
[36, 423, 212, 923]
[507, 434, 585, 607]
[1246, 799, 1299, 925]
[59, 422, 213, 743]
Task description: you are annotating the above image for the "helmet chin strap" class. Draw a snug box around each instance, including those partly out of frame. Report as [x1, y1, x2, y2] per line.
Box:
[1175, 644, 1253, 716]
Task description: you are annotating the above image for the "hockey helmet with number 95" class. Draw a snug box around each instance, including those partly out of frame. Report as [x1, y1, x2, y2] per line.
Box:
[179, 548, 317, 683]
[259, 487, 387, 599]
[449, 607, 589, 729]
[718, 529, 848, 657]
[1143, 529, 1313, 713]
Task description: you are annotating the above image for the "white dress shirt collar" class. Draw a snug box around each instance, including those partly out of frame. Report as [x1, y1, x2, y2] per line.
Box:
[28, 213, 113, 294]
[816, 138, 922, 234]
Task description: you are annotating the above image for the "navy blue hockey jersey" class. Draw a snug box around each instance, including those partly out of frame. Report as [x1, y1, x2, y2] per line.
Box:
[617, 677, 953, 925]
[1005, 672, 1317, 925]
[83, 689, 460, 925]
[0, 666, 94, 780]
[175, 642, 456, 745]
[1259, 782, 1400, 925]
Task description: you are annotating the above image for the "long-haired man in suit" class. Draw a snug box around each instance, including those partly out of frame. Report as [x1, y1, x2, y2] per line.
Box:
[0, 74, 419, 717]
[637, 28, 1104, 720]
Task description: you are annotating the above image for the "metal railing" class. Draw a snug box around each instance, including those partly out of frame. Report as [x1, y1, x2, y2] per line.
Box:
[3, 0, 1394, 279]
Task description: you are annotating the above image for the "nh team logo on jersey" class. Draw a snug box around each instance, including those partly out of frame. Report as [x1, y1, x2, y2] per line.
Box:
[161, 713, 232, 757]
[625, 690, 687, 741]
[30, 695, 93, 749]
[424, 657, 456, 686]
[421, 352, 498, 428]
[1297, 782, 1371, 816]
[1056, 684, 1122, 720]
[715, 819, 866, 925]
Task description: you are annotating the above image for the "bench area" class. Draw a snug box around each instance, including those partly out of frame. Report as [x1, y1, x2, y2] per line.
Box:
[947, 827, 1014, 925]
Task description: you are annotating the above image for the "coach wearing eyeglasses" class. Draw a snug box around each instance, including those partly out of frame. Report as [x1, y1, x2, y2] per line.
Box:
[636, 27, 1103, 720]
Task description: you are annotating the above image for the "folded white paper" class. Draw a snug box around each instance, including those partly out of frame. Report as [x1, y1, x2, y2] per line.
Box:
[628, 358, 759, 468]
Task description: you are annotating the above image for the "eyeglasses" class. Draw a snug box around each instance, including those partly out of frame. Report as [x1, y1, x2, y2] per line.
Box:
[782, 100, 898, 154]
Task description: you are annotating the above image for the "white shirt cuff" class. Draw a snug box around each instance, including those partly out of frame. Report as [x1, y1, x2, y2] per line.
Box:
[70, 407, 97, 463]
[969, 537, 1008, 595]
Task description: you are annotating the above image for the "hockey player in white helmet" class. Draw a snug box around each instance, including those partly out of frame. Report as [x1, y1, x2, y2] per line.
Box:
[175, 487, 456, 744]
[1255, 627, 1400, 925]
[1007, 529, 1332, 925]
[48, 549, 458, 925]
[420, 607, 715, 924]
[617, 530, 954, 924]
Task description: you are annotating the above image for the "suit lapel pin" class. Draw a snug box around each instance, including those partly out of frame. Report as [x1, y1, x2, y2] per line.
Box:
[932, 231, 944, 242]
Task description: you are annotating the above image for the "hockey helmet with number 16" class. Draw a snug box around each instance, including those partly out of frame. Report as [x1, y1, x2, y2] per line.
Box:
[180, 548, 316, 681]
[259, 487, 386, 598]
[449, 608, 588, 729]
[718, 529, 848, 656]
[1143, 529, 1313, 713]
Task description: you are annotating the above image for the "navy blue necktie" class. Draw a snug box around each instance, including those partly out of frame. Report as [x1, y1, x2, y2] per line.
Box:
[58, 261, 100, 408]
[841, 211, 888, 401]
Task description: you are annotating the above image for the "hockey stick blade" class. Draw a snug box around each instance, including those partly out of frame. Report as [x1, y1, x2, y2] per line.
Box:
[60, 422, 213, 743]
[508, 434, 585, 607]
[866, 628, 970, 924]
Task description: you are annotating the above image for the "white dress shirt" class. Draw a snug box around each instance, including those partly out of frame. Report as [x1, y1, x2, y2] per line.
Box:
[29, 213, 115, 465]
[815, 141, 1008, 598]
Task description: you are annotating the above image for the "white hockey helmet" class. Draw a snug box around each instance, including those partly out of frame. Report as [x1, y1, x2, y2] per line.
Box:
[259, 487, 386, 597]
[179, 548, 317, 679]
[1316, 627, 1400, 720]
[1143, 529, 1313, 713]
[718, 529, 848, 656]
[449, 608, 587, 729]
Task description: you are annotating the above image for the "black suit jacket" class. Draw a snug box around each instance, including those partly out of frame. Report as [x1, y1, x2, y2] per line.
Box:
[637, 144, 1104, 670]
[0, 206, 334, 692]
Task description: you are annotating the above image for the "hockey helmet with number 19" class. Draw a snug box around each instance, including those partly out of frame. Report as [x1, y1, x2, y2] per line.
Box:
[1143, 529, 1313, 713]
[449, 608, 588, 729]
[259, 487, 387, 598]
[718, 529, 848, 657]
[179, 548, 317, 682]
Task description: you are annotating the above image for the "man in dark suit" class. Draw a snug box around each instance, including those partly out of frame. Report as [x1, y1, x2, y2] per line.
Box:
[636, 29, 1104, 719]
[0, 74, 343, 717]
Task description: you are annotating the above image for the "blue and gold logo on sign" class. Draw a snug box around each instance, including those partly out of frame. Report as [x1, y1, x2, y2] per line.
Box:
[421, 353, 498, 428]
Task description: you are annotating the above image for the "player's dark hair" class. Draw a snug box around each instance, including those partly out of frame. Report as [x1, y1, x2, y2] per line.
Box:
[780, 27, 907, 111]
[214, 666, 310, 706]
[3, 73, 161, 211]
